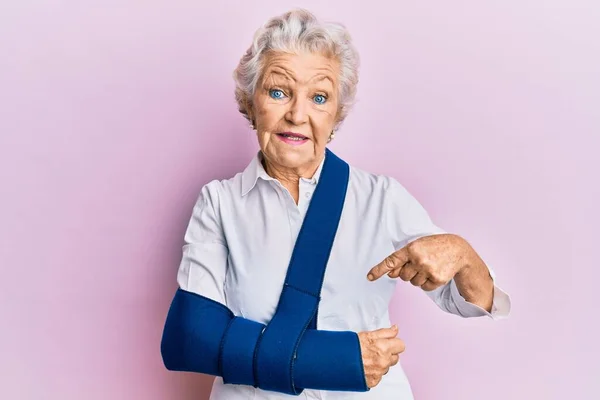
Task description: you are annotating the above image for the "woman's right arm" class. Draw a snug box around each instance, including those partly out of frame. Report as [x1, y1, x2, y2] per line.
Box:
[160, 184, 370, 393]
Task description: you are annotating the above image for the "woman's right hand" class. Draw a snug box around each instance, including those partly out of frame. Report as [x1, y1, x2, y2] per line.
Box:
[357, 325, 405, 389]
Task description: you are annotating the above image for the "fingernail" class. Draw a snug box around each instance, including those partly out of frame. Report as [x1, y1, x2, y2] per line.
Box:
[367, 274, 374, 281]
[392, 324, 398, 330]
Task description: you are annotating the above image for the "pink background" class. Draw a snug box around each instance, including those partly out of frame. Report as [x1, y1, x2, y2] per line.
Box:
[1, 1, 598, 399]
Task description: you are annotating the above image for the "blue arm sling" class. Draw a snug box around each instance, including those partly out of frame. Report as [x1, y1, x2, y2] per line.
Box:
[161, 149, 369, 395]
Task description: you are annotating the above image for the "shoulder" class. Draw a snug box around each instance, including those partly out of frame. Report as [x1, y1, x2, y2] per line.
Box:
[194, 172, 244, 209]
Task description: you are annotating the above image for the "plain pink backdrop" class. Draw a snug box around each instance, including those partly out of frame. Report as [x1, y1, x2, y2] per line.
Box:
[1, 1, 597, 399]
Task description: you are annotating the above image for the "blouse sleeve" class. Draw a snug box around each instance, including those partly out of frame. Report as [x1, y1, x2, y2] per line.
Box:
[176, 183, 229, 304]
[385, 177, 511, 320]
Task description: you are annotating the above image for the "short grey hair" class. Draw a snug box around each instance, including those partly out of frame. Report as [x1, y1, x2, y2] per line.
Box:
[233, 9, 360, 128]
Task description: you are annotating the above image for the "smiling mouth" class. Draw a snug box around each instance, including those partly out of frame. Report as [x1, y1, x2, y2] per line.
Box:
[277, 132, 308, 141]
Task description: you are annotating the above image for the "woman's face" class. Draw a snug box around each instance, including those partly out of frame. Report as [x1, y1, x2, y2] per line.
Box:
[248, 51, 340, 175]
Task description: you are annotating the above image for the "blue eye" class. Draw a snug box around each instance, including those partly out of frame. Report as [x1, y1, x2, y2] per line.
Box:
[269, 89, 285, 99]
[313, 95, 327, 105]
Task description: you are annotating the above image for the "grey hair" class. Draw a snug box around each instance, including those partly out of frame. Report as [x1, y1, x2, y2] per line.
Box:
[233, 9, 360, 128]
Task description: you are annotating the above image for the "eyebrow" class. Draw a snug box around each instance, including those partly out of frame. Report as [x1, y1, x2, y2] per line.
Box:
[311, 75, 334, 85]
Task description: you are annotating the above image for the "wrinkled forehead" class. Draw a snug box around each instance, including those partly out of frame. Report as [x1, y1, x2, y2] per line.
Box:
[260, 51, 340, 89]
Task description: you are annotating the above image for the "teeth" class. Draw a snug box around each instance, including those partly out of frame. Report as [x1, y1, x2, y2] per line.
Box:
[283, 135, 305, 141]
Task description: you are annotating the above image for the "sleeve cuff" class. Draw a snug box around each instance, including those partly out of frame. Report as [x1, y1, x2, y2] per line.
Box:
[449, 276, 512, 320]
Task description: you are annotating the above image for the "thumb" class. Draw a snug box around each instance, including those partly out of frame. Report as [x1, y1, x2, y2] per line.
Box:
[368, 325, 398, 339]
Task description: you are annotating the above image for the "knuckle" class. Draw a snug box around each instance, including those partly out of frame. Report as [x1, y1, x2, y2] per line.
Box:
[400, 270, 413, 282]
[411, 252, 423, 264]
[406, 242, 420, 258]
[368, 376, 377, 388]
[399, 340, 406, 352]
[383, 256, 396, 270]
[427, 281, 442, 291]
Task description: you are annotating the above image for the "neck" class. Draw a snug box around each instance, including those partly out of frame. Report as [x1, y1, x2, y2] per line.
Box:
[261, 153, 324, 203]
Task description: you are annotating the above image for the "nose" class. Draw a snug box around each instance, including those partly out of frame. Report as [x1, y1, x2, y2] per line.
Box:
[285, 96, 309, 126]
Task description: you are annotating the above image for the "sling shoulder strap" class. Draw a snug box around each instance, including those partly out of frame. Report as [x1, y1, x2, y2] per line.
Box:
[253, 148, 350, 394]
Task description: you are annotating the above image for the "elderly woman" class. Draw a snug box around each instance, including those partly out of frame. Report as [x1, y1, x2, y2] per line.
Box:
[160, 8, 511, 400]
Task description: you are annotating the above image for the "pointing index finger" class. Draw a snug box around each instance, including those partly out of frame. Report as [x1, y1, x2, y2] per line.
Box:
[367, 247, 410, 281]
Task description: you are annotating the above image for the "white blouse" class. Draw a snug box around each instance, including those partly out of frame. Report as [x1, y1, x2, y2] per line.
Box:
[176, 151, 511, 400]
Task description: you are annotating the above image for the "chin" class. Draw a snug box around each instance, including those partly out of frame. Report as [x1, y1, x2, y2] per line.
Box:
[262, 140, 319, 169]
[277, 151, 311, 168]
[262, 147, 307, 169]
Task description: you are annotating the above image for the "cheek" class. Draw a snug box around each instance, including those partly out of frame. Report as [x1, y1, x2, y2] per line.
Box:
[256, 103, 285, 128]
[312, 107, 337, 135]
